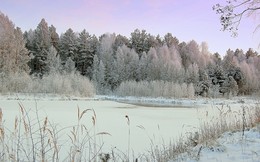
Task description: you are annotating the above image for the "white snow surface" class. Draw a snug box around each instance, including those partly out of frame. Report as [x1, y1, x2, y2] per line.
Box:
[174, 127, 260, 162]
[0, 93, 259, 161]
[200, 128, 260, 162]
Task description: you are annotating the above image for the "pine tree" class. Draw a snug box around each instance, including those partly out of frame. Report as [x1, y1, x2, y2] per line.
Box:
[113, 34, 129, 52]
[30, 18, 52, 75]
[77, 30, 98, 77]
[130, 29, 150, 56]
[59, 28, 78, 63]
[24, 29, 36, 66]
[163, 33, 179, 48]
[49, 25, 59, 50]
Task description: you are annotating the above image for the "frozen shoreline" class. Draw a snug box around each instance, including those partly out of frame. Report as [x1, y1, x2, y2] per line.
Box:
[0, 93, 258, 107]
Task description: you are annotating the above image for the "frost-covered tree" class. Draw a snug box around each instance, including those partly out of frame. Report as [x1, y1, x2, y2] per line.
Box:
[3, 10, 260, 97]
[146, 34, 162, 49]
[207, 65, 226, 96]
[157, 45, 172, 81]
[77, 29, 98, 76]
[115, 46, 128, 82]
[29, 18, 52, 75]
[169, 45, 182, 69]
[186, 63, 199, 84]
[239, 60, 257, 94]
[35, 19, 51, 49]
[234, 49, 246, 63]
[213, 52, 222, 63]
[96, 33, 116, 90]
[246, 48, 258, 59]
[97, 33, 115, 62]
[137, 52, 148, 81]
[200, 42, 213, 67]
[92, 54, 99, 84]
[222, 49, 237, 69]
[64, 57, 76, 74]
[163, 33, 179, 48]
[0, 12, 30, 75]
[14, 28, 30, 73]
[130, 29, 150, 56]
[45, 45, 62, 74]
[49, 25, 59, 50]
[77, 30, 90, 75]
[59, 28, 78, 62]
[157, 45, 183, 82]
[185, 40, 203, 69]
[229, 76, 239, 96]
[24, 29, 35, 50]
[146, 47, 160, 80]
[179, 42, 189, 70]
[93, 59, 106, 93]
[221, 49, 247, 96]
[24, 29, 37, 73]
[113, 34, 129, 51]
[116, 45, 137, 80]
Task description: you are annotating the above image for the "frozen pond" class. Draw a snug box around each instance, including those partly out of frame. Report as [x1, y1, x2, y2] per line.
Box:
[0, 97, 256, 159]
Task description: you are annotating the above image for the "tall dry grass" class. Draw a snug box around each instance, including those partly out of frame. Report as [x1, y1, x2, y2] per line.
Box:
[0, 103, 110, 162]
[138, 103, 260, 162]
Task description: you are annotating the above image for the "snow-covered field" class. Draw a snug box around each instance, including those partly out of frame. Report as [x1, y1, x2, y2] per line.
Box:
[174, 127, 260, 162]
[200, 128, 260, 161]
[0, 93, 259, 161]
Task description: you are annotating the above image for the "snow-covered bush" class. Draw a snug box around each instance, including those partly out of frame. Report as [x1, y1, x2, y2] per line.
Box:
[0, 72, 32, 93]
[32, 72, 95, 97]
[116, 80, 195, 98]
[0, 72, 95, 97]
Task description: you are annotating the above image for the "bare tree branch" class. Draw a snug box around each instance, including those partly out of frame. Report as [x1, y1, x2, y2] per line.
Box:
[213, 0, 260, 37]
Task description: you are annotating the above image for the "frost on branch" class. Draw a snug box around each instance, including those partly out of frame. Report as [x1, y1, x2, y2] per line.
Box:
[213, 0, 260, 37]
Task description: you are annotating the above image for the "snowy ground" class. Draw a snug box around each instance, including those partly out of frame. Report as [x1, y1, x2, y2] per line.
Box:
[200, 128, 260, 162]
[0, 93, 259, 161]
[174, 126, 260, 162]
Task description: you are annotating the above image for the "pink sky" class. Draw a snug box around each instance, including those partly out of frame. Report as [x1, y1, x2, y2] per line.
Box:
[1, 0, 259, 55]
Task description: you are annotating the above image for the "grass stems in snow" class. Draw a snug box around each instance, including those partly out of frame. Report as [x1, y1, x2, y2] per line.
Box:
[0, 101, 259, 161]
[158, 104, 260, 162]
[0, 103, 110, 162]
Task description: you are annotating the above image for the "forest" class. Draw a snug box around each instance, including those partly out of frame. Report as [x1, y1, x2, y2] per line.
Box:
[0, 11, 260, 98]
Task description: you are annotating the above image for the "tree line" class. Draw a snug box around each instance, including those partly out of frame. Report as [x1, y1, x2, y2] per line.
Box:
[0, 11, 259, 97]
